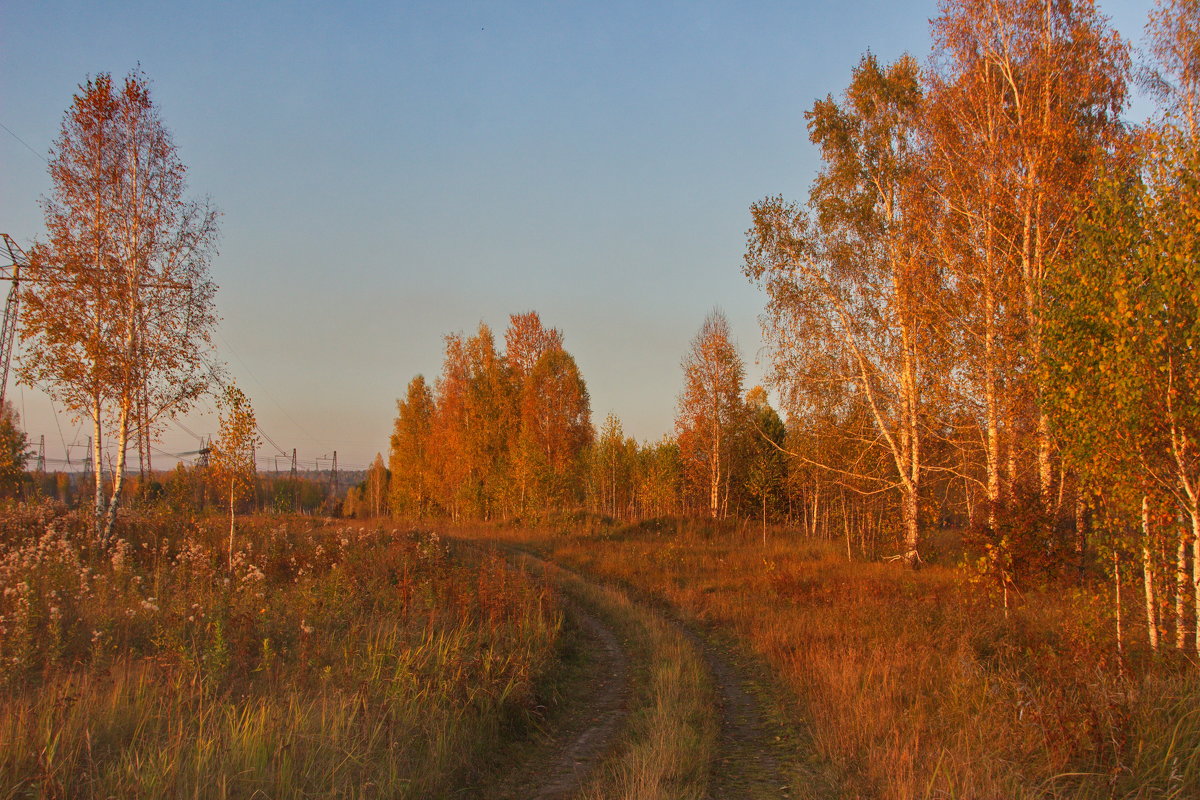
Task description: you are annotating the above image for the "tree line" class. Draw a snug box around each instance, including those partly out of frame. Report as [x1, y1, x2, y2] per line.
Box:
[379, 0, 1200, 658]
[742, 0, 1200, 653]
[378, 308, 788, 524]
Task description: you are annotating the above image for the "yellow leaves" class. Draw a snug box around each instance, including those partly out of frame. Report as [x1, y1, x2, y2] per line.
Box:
[210, 383, 260, 502]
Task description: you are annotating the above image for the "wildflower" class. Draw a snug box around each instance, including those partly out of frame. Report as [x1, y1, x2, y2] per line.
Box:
[110, 539, 133, 573]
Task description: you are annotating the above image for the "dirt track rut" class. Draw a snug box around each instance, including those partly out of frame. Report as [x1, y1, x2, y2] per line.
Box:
[528, 603, 630, 799]
[686, 626, 798, 799]
[494, 545, 803, 800]
[478, 554, 632, 800]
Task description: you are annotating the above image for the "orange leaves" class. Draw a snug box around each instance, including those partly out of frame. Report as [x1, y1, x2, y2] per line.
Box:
[392, 313, 592, 520]
[504, 311, 564, 381]
[676, 310, 745, 518]
[21, 68, 219, 541]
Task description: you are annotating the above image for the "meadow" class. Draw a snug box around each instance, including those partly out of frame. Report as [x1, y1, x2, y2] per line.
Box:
[0, 504, 564, 799]
[5, 502, 1200, 799]
[477, 517, 1200, 800]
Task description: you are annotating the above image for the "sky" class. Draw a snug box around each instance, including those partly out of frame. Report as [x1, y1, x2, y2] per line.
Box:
[0, 0, 1155, 472]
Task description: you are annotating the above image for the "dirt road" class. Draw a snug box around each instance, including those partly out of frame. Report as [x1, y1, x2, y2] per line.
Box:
[481, 544, 809, 800]
[480, 596, 632, 800]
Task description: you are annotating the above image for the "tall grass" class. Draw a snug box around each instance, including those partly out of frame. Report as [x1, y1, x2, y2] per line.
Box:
[448, 528, 717, 800]
[548, 560, 715, 800]
[0, 507, 563, 798]
[527, 519, 1200, 800]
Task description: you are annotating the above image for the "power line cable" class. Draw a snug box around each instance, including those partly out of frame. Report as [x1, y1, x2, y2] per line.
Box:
[198, 352, 290, 459]
[47, 395, 70, 463]
[149, 443, 195, 467]
[172, 416, 204, 442]
[212, 330, 329, 450]
[0, 121, 47, 163]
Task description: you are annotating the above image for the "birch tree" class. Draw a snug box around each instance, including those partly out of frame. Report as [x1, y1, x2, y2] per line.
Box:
[744, 386, 787, 544]
[588, 414, 636, 518]
[746, 54, 938, 564]
[1045, 140, 1200, 654]
[463, 324, 517, 517]
[505, 311, 564, 382]
[676, 310, 745, 518]
[390, 375, 435, 518]
[1044, 0, 1200, 654]
[20, 69, 218, 545]
[1149, 0, 1200, 651]
[518, 348, 592, 511]
[925, 0, 1127, 518]
[430, 334, 472, 519]
[209, 384, 260, 570]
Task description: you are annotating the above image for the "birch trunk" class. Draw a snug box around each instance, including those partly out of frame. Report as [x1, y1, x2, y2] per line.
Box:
[91, 408, 105, 542]
[100, 400, 132, 545]
[1177, 516, 1188, 650]
[1115, 550, 1124, 662]
[1143, 495, 1159, 652]
[1076, 493, 1087, 585]
[228, 475, 236, 571]
[762, 495, 768, 548]
[1192, 506, 1200, 655]
[710, 421, 721, 519]
[985, 284, 1002, 529]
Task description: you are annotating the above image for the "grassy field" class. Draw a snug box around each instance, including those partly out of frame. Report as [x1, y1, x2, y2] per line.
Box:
[483, 517, 1200, 800]
[0, 505, 564, 798]
[6, 506, 1199, 799]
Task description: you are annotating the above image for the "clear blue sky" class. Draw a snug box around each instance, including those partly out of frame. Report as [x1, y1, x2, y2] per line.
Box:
[1, 0, 1153, 471]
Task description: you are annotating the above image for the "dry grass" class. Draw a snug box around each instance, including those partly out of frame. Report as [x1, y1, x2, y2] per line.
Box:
[0, 507, 563, 798]
[448, 527, 717, 800]
[11, 505, 1195, 798]
[495, 518, 1200, 800]
[559, 564, 715, 800]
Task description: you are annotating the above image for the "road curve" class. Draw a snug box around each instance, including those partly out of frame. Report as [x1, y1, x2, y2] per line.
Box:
[500, 545, 804, 800]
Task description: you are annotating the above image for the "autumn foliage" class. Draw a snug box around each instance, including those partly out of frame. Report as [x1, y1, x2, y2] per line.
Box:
[389, 312, 593, 520]
[743, 0, 1200, 661]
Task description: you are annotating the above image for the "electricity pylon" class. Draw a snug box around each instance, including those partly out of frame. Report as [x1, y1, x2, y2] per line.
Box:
[0, 235, 26, 406]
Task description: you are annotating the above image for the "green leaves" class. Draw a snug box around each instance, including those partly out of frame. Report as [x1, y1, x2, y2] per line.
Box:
[1044, 138, 1200, 510]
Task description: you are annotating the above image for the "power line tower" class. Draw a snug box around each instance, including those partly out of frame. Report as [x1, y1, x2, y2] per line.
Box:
[330, 450, 338, 498]
[35, 434, 44, 473]
[290, 448, 298, 512]
[0, 234, 26, 406]
[84, 437, 93, 474]
[3, 231, 200, 475]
